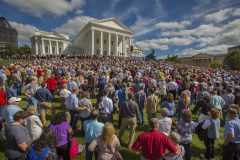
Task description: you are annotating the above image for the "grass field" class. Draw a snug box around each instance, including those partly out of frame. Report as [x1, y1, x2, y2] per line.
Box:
[0, 95, 224, 160]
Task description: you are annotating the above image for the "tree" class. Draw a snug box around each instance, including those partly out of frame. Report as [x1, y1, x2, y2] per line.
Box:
[5, 44, 18, 56]
[211, 59, 223, 68]
[224, 51, 240, 70]
[145, 49, 156, 59]
[165, 55, 180, 63]
[18, 44, 31, 55]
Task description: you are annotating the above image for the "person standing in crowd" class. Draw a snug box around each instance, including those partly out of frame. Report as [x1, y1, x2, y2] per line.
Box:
[66, 85, 80, 132]
[24, 78, 39, 107]
[12, 68, 22, 96]
[222, 87, 235, 123]
[159, 77, 167, 102]
[132, 118, 177, 160]
[0, 86, 7, 119]
[79, 91, 92, 135]
[166, 78, 178, 101]
[210, 89, 225, 112]
[135, 86, 146, 125]
[25, 105, 43, 141]
[158, 108, 172, 136]
[98, 90, 113, 123]
[3, 97, 22, 123]
[223, 108, 240, 160]
[201, 108, 220, 159]
[60, 83, 71, 111]
[161, 93, 175, 117]
[49, 112, 72, 160]
[27, 128, 58, 160]
[145, 87, 159, 124]
[46, 74, 57, 98]
[118, 92, 140, 148]
[176, 91, 190, 121]
[88, 122, 121, 160]
[176, 110, 196, 160]
[84, 109, 104, 160]
[5, 111, 30, 160]
[33, 82, 53, 123]
[5, 81, 17, 100]
[165, 132, 185, 160]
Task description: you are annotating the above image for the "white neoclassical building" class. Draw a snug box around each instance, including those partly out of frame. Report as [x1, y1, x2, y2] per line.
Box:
[74, 18, 134, 57]
[31, 31, 69, 55]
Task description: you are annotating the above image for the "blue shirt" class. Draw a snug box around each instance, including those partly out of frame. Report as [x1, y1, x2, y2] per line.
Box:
[3, 105, 22, 123]
[83, 120, 104, 143]
[161, 101, 175, 116]
[224, 117, 240, 143]
[33, 88, 52, 102]
[66, 93, 78, 111]
[6, 87, 17, 99]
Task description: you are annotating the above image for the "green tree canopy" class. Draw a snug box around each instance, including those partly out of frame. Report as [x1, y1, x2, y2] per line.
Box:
[18, 44, 31, 55]
[224, 51, 240, 70]
[165, 55, 180, 63]
[5, 44, 18, 56]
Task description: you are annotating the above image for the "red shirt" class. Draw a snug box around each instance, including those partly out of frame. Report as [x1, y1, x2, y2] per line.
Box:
[46, 78, 57, 90]
[0, 89, 7, 106]
[132, 129, 177, 160]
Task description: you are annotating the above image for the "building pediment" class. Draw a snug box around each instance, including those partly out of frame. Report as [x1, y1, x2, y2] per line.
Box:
[33, 31, 68, 40]
[90, 18, 133, 34]
[192, 53, 213, 59]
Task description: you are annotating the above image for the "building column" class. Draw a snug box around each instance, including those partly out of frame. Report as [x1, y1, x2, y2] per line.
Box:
[56, 41, 59, 55]
[108, 33, 111, 55]
[100, 31, 103, 55]
[42, 39, 45, 55]
[49, 40, 52, 54]
[35, 42, 38, 55]
[122, 36, 126, 57]
[129, 37, 132, 46]
[91, 30, 95, 55]
[115, 34, 118, 56]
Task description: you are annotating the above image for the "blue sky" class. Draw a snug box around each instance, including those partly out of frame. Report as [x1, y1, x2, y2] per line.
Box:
[1, 0, 240, 57]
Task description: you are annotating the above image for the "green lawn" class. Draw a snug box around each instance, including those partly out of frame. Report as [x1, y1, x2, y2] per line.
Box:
[0, 95, 224, 160]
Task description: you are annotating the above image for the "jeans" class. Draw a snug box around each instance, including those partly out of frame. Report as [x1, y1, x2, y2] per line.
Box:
[56, 142, 70, 160]
[204, 138, 215, 159]
[223, 142, 240, 160]
[181, 143, 191, 160]
[13, 83, 22, 96]
[69, 110, 79, 132]
[0, 106, 4, 118]
[80, 116, 90, 136]
[139, 107, 144, 124]
[86, 143, 98, 160]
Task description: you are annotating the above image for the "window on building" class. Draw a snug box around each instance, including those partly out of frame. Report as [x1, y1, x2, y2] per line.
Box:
[45, 46, 48, 53]
[96, 38, 99, 44]
[59, 48, 61, 53]
[104, 39, 106, 44]
[111, 41, 113, 46]
[52, 47, 55, 54]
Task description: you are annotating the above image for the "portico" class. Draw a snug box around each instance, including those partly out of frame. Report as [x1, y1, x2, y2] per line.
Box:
[74, 18, 133, 57]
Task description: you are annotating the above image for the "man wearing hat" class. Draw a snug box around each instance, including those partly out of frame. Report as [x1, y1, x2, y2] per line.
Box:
[223, 108, 240, 160]
[3, 97, 22, 123]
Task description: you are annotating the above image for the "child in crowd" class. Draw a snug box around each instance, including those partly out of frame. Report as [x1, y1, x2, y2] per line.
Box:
[161, 93, 175, 117]
[176, 91, 190, 121]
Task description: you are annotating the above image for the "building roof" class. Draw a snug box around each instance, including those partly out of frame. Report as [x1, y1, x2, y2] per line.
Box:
[228, 45, 240, 50]
[31, 31, 69, 40]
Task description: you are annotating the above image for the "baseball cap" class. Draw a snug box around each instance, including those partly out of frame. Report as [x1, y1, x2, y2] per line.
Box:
[8, 97, 21, 104]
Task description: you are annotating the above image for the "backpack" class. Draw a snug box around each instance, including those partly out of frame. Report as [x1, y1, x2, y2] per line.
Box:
[195, 122, 208, 141]
[29, 146, 50, 160]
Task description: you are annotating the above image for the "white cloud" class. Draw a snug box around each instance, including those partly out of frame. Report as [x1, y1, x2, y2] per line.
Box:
[176, 44, 233, 57]
[161, 24, 223, 37]
[9, 21, 39, 42]
[55, 16, 96, 36]
[75, 9, 84, 15]
[233, 8, 240, 16]
[3, 0, 85, 17]
[205, 8, 233, 23]
[155, 20, 191, 30]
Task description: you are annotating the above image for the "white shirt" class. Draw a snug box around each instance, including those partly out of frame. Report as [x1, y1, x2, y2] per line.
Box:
[159, 116, 172, 136]
[60, 89, 71, 98]
[167, 81, 178, 91]
[25, 115, 43, 141]
[99, 96, 113, 114]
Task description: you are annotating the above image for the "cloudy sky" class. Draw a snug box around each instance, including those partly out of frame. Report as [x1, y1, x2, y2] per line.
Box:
[1, 0, 240, 57]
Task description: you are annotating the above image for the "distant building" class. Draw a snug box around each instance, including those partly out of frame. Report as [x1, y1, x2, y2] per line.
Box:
[74, 17, 134, 57]
[30, 31, 69, 55]
[131, 45, 143, 57]
[180, 53, 226, 66]
[228, 45, 240, 54]
[0, 17, 18, 53]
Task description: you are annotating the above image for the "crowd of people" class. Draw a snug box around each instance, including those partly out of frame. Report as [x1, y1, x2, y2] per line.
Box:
[0, 55, 239, 160]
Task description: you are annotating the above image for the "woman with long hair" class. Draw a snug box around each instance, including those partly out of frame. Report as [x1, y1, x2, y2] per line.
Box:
[88, 122, 121, 160]
[161, 93, 175, 117]
[27, 128, 58, 160]
[176, 91, 190, 121]
[48, 112, 72, 160]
